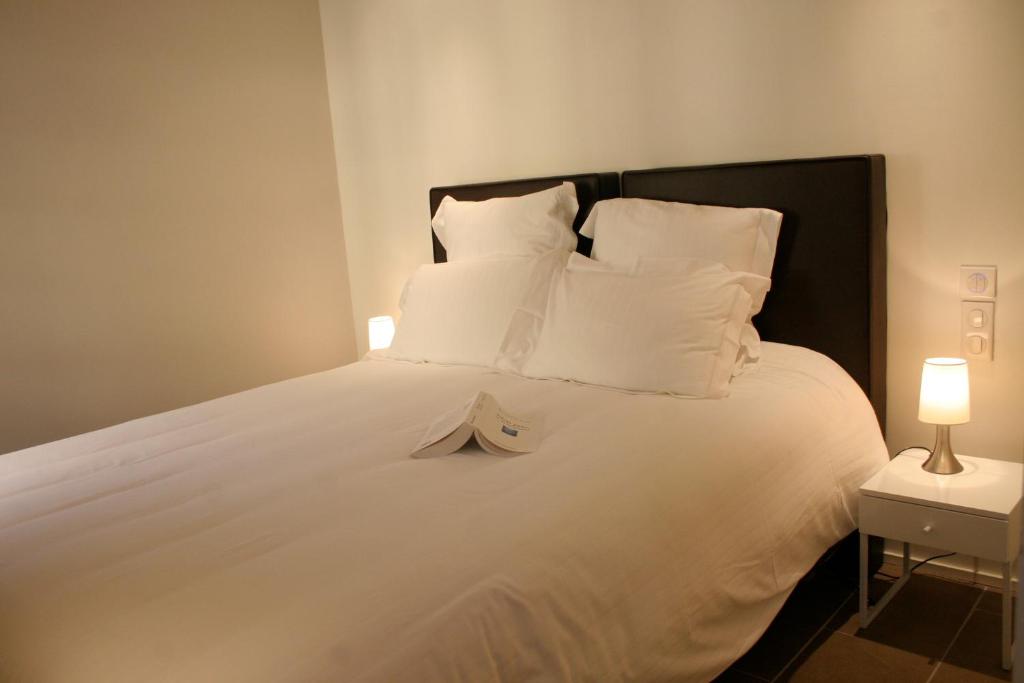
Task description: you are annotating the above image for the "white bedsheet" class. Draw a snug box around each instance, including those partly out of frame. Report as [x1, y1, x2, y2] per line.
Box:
[0, 343, 887, 682]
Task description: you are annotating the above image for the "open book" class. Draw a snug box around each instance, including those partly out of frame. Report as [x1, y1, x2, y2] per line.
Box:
[411, 391, 543, 458]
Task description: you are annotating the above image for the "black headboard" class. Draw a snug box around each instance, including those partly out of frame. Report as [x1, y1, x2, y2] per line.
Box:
[621, 155, 887, 430]
[429, 172, 620, 263]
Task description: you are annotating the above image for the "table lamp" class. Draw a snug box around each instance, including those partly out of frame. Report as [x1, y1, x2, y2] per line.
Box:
[368, 315, 395, 351]
[918, 357, 970, 475]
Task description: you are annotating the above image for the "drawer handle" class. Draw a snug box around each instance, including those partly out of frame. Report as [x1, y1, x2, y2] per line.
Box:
[922, 524, 933, 534]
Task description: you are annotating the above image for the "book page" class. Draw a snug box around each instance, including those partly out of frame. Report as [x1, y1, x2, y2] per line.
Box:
[470, 392, 542, 454]
[411, 423, 476, 459]
[412, 393, 481, 453]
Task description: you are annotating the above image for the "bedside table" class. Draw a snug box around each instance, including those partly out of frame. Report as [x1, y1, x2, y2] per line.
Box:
[858, 448, 1022, 670]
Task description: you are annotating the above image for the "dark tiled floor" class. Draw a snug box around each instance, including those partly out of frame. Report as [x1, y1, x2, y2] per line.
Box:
[715, 568, 1014, 683]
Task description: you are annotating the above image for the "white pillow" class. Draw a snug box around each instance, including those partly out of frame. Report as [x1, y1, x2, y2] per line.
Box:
[512, 254, 769, 398]
[431, 182, 579, 261]
[386, 250, 567, 367]
[623, 257, 765, 377]
[579, 197, 782, 300]
[735, 323, 762, 375]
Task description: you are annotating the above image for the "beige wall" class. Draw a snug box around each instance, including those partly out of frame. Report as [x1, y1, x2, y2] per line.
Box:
[0, 1, 356, 454]
[320, 0, 1024, 461]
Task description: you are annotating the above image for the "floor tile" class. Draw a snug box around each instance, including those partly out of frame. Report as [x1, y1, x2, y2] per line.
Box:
[711, 667, 769, 682]
[941, 609, 1012, 681]
[826, 576, 898, 634]
[930, 664, 1011, 683]
[730, 615, 821, 681]
[775, 630, 936, 682]
[828, 575, 981, 661]
[728, 572, 855, 680]
[976, 589, 1016, 617]
[721, 570, 1008, 681]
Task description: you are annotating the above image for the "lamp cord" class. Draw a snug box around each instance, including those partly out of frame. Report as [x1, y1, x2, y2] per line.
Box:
[876, 551, 957, 580]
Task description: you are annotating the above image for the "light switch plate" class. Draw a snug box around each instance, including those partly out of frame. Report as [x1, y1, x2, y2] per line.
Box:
[959, 265, 997, 300]
[961, 301, 994, 361]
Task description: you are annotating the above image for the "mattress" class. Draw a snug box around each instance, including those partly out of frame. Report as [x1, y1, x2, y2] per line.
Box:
[0, 343, 888, 682]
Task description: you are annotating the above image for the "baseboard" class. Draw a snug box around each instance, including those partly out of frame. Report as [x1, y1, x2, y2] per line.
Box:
[882, 540, 1018, 590]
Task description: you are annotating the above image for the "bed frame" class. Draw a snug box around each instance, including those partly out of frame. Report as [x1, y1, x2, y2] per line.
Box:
[621, 156, 887, 431]
[429, 155, 888, 586]
[618, 155, 888, 585]
[429, 155, 887, 432]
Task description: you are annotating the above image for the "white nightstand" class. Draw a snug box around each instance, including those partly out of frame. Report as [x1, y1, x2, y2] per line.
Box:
[858, 448, 1022, 670]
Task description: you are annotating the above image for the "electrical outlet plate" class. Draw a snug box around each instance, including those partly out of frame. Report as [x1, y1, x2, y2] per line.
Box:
[959, 265, 997, 300]
[961, 301, 994, 361]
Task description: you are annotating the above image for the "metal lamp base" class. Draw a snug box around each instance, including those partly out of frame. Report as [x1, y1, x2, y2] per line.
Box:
[921, 424, 963, 475]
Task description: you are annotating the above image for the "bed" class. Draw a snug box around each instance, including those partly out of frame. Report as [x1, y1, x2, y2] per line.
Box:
[0, 156, 889, 682]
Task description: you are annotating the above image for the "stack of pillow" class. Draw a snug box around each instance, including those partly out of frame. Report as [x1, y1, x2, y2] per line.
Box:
[385, 182, 782, 399]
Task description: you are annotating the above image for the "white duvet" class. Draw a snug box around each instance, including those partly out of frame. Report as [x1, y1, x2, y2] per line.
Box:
[0, 343, 887, 682]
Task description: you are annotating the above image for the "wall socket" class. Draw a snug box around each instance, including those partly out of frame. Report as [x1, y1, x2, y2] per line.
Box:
[961, 301, 994, 361]
[959, 265, 996, 361]
[959, 265, 997, 300]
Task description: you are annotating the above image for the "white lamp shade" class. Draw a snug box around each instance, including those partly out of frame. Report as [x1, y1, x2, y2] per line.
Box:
[918, 357, 970, 425]
[368, 315, 396, 351]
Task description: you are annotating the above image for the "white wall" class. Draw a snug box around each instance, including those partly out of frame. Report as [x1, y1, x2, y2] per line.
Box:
[319, 0, 1024, 461]
[1, 1, 357, 455]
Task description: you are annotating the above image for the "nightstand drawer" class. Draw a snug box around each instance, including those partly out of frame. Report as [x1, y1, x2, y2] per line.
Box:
[860, 495, 1011, 561]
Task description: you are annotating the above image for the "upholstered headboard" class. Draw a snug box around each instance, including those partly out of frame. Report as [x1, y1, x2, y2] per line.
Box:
[427, 156, 886, 431]
[621, 155, 887, 430]
[429, 172, 620, 263]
